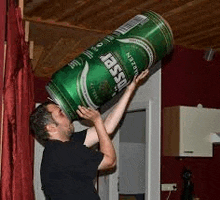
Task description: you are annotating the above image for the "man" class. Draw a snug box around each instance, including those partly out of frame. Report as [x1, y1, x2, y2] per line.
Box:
[30, 69, 149, 200]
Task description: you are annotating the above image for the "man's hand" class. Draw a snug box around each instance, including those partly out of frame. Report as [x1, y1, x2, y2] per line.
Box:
[77, 105, 116, 170]
[83, 68, 149, 148]
[76, 105, 102, 124]
[127, 69, 149, 92]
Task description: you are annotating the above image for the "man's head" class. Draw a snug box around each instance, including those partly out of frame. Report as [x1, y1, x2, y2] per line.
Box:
[30, 101, 74, 143]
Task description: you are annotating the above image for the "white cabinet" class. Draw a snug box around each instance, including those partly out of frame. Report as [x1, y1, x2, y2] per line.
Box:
[163, 105, 220, 157]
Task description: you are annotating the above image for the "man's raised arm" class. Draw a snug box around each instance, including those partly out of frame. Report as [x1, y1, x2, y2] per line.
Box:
[84, 69, 149, 147]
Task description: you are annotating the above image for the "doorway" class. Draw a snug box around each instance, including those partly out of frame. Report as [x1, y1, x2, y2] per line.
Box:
[119, 110, 146, 200]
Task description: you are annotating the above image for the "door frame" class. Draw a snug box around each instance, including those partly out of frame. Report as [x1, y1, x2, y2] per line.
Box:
[99, 65, 161, 200]
[117, 100, 161, 199]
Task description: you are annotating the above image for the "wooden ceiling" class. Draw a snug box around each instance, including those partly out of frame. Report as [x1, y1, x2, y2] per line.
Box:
[23, 0, 220, 78]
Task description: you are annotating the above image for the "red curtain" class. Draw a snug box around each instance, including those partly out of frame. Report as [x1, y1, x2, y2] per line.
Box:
[0, 0, 6, 158]
[1, 0, 35, 199]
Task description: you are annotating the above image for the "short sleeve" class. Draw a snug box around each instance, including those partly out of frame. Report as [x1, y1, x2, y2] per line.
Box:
[70, 129, 87, 143]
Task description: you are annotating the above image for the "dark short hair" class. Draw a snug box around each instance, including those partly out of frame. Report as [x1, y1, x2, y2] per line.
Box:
[29, 101, 58, 144]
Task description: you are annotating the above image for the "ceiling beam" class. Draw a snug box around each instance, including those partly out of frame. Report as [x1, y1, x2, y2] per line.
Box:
[24, 16, 111, 34]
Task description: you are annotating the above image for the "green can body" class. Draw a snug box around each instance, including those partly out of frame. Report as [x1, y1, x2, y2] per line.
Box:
[46, 11, 174, 121]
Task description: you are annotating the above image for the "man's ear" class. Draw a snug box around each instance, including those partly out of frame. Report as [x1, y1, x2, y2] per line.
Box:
[46, 123, 57, 135]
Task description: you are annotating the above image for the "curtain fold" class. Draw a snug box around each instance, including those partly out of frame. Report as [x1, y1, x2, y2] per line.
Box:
[0, 0, 35, 199]
[0, 0, 6, 170]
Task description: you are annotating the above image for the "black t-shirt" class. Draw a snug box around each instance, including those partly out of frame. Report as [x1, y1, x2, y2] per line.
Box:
[40, 129, 103, 200]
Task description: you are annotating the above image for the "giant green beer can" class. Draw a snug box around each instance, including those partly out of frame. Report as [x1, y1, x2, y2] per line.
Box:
[46, 11, 174, 121]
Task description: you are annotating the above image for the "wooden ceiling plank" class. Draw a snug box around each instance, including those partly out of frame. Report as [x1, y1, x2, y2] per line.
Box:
[23, 0, 220, 76]
[56, 1, 90, 22]
[67, 0, 137, 27]
[140, 0, 193, 15]
[66, 3, 110, 25]
[24, 1, 50, 16]
[31, 45, 44, 71]
[172, 14, 220, 38]
[187, 34, 220, 46]
[41, 38, 77, 67]
[174, 15, 220, 32]
[174, 24, 220, 41]
[57, 53, 79, 67]
[176, 38, 220, 51]
[165, 1, 218, 25]
[56, 36, 102, 68]
[39, 0, 88, 21]
[56, 0, 101, 22]
[79, 0, 134, 24]
[95, 0, 195, 30]
[95, 0, 159, 30]
[78, 0, 143, 28]
[168, 3, 220, 40]
[38, 4, 62, 20]
[175, 26, 220, 43]
[135, 0, 169, 11]
[35, 39, 82, 77]
[35, 32, 112, 77]
[39, 1, 85, 20]
[24, 16, 111, 34]
[82, 0, 187, 29]
[163, 0, 208, 18]
[99, 9, 139, 30]
[34, 39, 60, 73]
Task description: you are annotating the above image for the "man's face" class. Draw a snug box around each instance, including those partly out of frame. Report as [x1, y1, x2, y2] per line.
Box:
[47, 103, 74, 139]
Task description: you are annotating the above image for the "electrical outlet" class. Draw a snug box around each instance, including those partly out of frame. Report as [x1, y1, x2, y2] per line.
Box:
[161, 183, 177, 191]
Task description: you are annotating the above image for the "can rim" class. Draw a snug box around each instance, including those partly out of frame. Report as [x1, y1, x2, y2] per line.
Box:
[46, 82, 79, 122]
[146, 10, 174, 53]
[147, 10, 174, 42]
